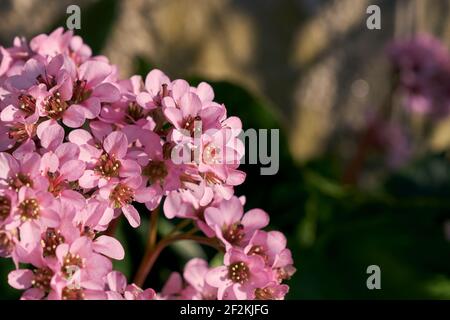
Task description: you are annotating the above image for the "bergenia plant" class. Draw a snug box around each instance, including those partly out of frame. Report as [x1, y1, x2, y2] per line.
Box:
[0, 28, 295, 300]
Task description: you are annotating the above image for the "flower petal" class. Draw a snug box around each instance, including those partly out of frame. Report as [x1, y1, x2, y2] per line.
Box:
[106, 271, 127, 293]
[119, 159, 141, 177]
[93, 235, 125, 260]
[63, 105, 86, 128]
[60, 160, 85, 181]
[122, 204, 140, 228]
[79, 60, 111, 87]
[93, 82, 120, 103]
[103, 131, 128, 159]
[242, 209, 269, 231]
[8, 269, 33, 290]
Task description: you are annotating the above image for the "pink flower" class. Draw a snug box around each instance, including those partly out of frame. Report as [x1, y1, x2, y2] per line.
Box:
[0, 152, 47, 192]
[254, 282, 289, 300]
[121, 284, 156, 300]
[7, 54, 84, 130]
[163, 182, 217, 236]
[66, 59, 120, 122]
[30, 28, 74, 59]
[136, 69, 171, 110]
[0, 229, 16, 258]
[0, 46, 14, 78]
[0, 37, 31, 79]
[206, 248, 271, 300]
[136, 130, 182, 210]
[182, 258, 217, 300]
[244, 230, 290, 267]
[40, 142, 86, 197]
[16, 199, 123, 266]
[0, 118, 37, 153]
[191, 82, 216, 104]
[67, 127, 105, 163]
[28, 28, 91, 65]
[166, 127, 246, 201]
[74, 198, 114, 233]
[21, 203, 79, 262]
[91, 235, 125, 261]
[6, 187, 60, 250]
[98, 176, 155, 228]
[106, 271, 155, 300]
[245, 230, 296, 285]
[1, 90, 40, 126]
[100, 75, 152, 127]
[388, 34, 450, 117]
[49, 237, 112, 297]
[35, 119, 64, 151]
[205, 196, 269, 248]
[157, 272, 184, 300]
[78, 131, 141, 189]
[162, 90, 225, 136]
[195, 127, 246, 200]
[0, 189, 16, 227]
[8, 267, 55, 300]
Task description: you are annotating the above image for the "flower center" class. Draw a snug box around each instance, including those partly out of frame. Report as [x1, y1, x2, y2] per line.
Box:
[61, 253, 84, 278]
[47, 172, 67, 196]
[247, 245, 268, 262]
[94, 153, 121, 178]
[228, 261, 250, 284]
[44, 92, 68, 119]
[41, 228, 65, 257]
[0, 231, 13, 256]
[203, 144, 221, 165]
[8, 124, 34, 144]
[18, 198, 40, 221]
[223, 223, 245, 245]
[37, 74, 56, 88]
[126, 102, 145, 123]
[183, 115, 201, 134]
[201, 293, 217, 300]
[276, 267, 292, 281]
[254, 287, 276, 300]
[110, 183, 134, 208]
[162, 142, 174, 160]
[142, 160, 167, 183]
[161, 84, 169, 98]
[62, 287, 84, 300]
[202, 172, 224, 185]
[71, 79, 91, 104]
[8, 125, 27, 143]
[7, 173, 33, 191]
[0, 195, 11, 220]
[80, 225, 96, 239]
[18, 94, 36, 115]
[32, 267, 53, 292]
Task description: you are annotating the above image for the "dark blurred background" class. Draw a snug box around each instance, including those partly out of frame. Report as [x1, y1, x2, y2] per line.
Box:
[1, 0, 450, 299]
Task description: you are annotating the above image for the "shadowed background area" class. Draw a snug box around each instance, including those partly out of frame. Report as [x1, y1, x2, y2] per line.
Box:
[1, 0, 450, 299]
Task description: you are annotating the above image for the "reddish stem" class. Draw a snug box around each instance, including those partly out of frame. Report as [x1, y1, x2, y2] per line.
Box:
[342, 126, 375, 185]
[133, 233, 223, 287]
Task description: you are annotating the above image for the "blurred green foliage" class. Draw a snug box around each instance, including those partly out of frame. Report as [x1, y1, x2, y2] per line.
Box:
[186, 80, 450, 299]
[1, 0, 449, 300]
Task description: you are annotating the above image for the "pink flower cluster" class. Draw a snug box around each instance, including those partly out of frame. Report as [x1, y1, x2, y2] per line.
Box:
[160, 197, 295, 300]
[388, 34, 450, 117]
[0, 28, 295, 300]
